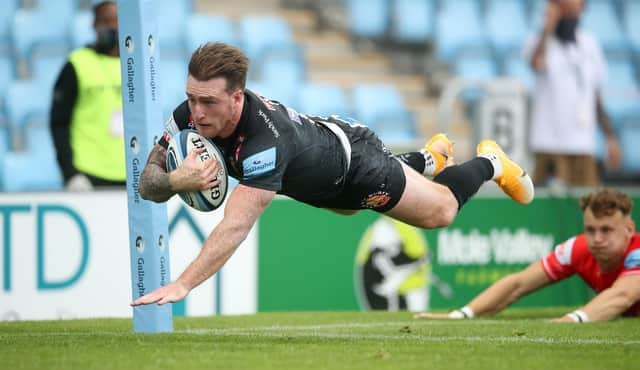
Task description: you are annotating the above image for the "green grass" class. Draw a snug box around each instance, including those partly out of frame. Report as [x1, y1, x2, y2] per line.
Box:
[1, 308, 638, 370]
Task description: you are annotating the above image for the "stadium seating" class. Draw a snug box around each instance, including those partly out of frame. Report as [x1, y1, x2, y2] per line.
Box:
[159, 57, 188, 119]
[0, 0, 19, 54]
[12, 9, 70, 65]
[346, 0, 389, 41]
[0, 55, 15, 99]
[5, 80, 52, 144]
[622, 0, 640, 55]
[33, 0, 78, 21]
[71, 10, 95, 49]
[247, 80, 300, 110]
[185, 14, 237, 52]
[602, 55, 640, 125]
[351, 83, 416, 144]
[156, 0, 192, 57]
[1, 150, 63, 192]
[486, 0, 530, 58]
[619, 121, 640, 172]
[390, 0, 435, 45]
[31, 54, 67, 88]
[238, 15, 297, 61]
[582, 0, 629, 55]
[502, 53, 535, 91]
[298, 83, 351, 118]
[435, 0, 489, 63]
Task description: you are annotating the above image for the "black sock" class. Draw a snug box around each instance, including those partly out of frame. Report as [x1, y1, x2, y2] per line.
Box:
[433, 157, 494, 209]
[395, 152, 425, 173]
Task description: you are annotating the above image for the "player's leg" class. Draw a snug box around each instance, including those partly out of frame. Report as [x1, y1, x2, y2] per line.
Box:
[384, 162, 459, 229]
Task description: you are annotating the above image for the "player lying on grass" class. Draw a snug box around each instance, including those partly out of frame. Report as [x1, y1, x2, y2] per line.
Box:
[415, 188, 640, 322]
[131, 42, 534, 307]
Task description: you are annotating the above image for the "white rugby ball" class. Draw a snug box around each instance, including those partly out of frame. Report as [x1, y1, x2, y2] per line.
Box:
[166, 129, 228, 212]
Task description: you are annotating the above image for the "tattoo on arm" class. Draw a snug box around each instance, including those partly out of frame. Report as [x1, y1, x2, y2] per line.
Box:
[139, 145, 174, 203]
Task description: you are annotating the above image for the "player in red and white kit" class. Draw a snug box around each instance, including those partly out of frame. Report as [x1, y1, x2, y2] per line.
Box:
[415, 188, 640, 322]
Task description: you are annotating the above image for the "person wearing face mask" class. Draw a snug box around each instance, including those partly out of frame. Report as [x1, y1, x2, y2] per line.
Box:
[50, 0, 125, 191]
[524, 0, 621, 188]
[415, 188, 640, 322]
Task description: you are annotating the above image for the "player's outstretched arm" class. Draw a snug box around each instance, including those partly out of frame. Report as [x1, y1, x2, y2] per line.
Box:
[415, 262, 552, 319]
[553, 274, 640, 323]
[131, 184, 275, 306]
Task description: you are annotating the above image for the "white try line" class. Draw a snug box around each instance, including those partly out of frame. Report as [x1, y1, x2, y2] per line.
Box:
[2, 320, 639, 346]
[178, 320, 640, 346]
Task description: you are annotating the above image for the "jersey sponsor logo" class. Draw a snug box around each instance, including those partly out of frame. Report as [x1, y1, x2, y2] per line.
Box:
[554, 237, 575, 265]
[286, 107, 302, 125]
[624, 249, 640, 269]
[361, 191, 391, 209]
[242, 147, 276, 179]
[258, 110, 280, 138]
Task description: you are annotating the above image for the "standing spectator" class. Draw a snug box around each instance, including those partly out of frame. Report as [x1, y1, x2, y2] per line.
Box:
[50, 1, 125, 190]
[525, 0, 621, 187]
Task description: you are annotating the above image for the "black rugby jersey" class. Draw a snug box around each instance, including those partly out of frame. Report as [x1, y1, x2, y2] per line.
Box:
[158, 89, 366, 207]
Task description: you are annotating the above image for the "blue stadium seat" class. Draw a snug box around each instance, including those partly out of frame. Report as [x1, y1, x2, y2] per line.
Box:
[185, 14, 237, 52]
[259, 53, 305, 92]
[602, 56, 640, 124]
[347, 0, 389, 40]
[2, 150, 63, 192]
[486, 0, 529, 58]
[351, 83, 416, 144]
[238, 16, 296, 62]
[31, 54, 67, 88]
[247, 80, 299, 110]
[454, 51, 499, 82]
[503, 53, 535, 91]
[33, 0, 78, 21]
[622, 0, 640, 55]
[12, 9, 70, 63]
[582, 0, 629, 54]
[27, 125, 56, 158]
[0, 55, 15, 99]
[619, 122, 640, 172]
[391, 0, 435, 44]
[156, 0, 192, 57]
[160, 57, 188, 119]
[298, 83, 350, 117]
[5, 80, 52, 137]
[0, 0, 19, 54]
[435, 0, 489, 62]
[0, 126, 8, 163]
[71, 10, 95, 49]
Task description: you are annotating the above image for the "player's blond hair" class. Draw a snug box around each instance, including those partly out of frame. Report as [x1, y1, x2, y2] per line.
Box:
[580, 188, 633, 217]
[188, 42, 249, 93]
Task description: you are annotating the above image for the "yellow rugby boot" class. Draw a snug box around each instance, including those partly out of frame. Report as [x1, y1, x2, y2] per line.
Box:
[422, 133, 454, 176]
[476, 140, 534, 205]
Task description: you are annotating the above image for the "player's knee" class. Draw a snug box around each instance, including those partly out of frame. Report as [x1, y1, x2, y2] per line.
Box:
[426, 194, 457, 228]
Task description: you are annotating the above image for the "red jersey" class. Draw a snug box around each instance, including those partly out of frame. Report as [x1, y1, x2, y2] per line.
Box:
[541, 233, 640, 316]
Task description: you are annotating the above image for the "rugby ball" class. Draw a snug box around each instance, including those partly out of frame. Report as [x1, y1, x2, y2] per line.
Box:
[166, 130, 228, 212]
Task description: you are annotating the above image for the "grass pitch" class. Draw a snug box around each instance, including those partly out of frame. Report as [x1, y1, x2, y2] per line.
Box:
[1, 308, 637, 370]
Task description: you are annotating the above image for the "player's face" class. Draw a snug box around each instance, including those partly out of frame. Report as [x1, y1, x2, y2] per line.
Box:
[186, 76, 243, 139]
[583, 208, 634, 264]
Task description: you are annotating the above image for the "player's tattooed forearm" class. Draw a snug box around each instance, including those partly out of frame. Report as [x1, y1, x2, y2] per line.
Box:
[148, 145, 168, 170]
[140, 147, 173, 202]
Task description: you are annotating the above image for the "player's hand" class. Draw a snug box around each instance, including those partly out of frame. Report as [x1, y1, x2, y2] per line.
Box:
[413, 312, 461, 319]
[543, 2, 561, 34]
[130, 280, 189, 306]
[170, 148, 221, 192]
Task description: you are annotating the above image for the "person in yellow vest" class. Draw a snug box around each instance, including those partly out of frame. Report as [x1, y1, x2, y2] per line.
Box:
[50, 0, 124, 190]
